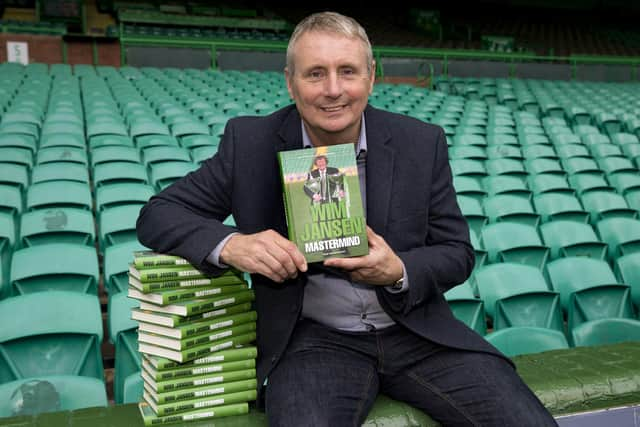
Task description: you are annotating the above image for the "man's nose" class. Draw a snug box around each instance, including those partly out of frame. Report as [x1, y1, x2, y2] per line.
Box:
[324, 72, 341, 98]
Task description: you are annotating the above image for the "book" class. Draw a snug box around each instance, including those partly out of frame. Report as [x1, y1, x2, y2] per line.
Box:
[131, 302, 253, 328]
[144, 345, 258, 371]
[128, 264, 207, 283]
[138, 331, 257, 363]
[278, 144, 369, 263]
[142, 357, 256, 383]
[137, 311, 258, 339]
[128, 270, 244, 293]
[138, 322, 257, 351]
[138, 401, 248, 425]
[141, 367, 257, 393]
[128, 283, 249, 305]
[143, 388, 257, 416]
[143, 378, 257, 405]
[138, 289, 255, 317]
[133, 251, 191, 269]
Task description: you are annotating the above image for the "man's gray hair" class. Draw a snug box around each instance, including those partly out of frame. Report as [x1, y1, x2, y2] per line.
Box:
[286, 11, 373, 76]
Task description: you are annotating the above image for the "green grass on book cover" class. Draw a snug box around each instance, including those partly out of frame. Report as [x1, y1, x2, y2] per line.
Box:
[137, 289, 255, 317]
[137, 310, 258, 339]
[143, 388, 257, 416]
[142, 366, 257, 393]
[128, 283, 249, 305]
[145, 345, 258, 371]
[142, 357, 256, 383]
[138, 401, 248, 426]
[131, 302, 253, 328]
[129, 264, 208, 283]
[128, 269, 244, 293]
[138, 331, 257, 364]
[277, 144, 369, 263]
[133, 251, 192, 269]
[138, 322, 257, 351]
[143, 378, 257, 405]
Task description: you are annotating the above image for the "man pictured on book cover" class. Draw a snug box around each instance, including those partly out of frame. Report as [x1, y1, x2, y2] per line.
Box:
[137, 11, 557, 427]
[304, 154, 345, 204]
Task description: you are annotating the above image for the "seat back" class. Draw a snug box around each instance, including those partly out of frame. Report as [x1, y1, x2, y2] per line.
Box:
[614, 252, 640, 310]
[485, 327, 569, 357]
[540, 220, 607, 260]
[26, 181, 93, 211]
[108, 292, 141, 404]
[571, 318, 640, 347]
[19, 208, 95, 248]
[480, 222, 549, 268]
[99, 205, 144, 251]
[596, 217, 640, 263]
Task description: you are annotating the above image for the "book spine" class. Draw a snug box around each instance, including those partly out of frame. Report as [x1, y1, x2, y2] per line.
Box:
[152, 378, 257, 404]
[153, 389, 257, 416]
[141, 275, 243, 292]
[140, 269, 205, 282]
[279, 154, 297, 243]
[184, 291, 255, 316]
[178, 331, 257, 363]
[134, 257, 191, 269]
[156, 368, 256, 392]
[141, 402, 248, 426]
[148, 359, 256, 382]
[163, 284, 248, 304]
[179, 311, 257, 338]
[149, 345, 258, 370]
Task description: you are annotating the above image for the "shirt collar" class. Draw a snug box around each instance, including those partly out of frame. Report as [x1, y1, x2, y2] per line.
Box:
[301, 113, 368, 156]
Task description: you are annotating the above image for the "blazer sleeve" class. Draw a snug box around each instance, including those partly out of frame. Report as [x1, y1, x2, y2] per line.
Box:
[136, 121, 240, 276]
[384, 127, 475, 315]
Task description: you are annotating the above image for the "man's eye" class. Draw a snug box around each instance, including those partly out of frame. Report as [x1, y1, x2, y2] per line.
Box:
[308, 71, 324, 80]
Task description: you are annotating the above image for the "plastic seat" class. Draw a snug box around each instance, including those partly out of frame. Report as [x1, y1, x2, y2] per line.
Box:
[180, 135, 219, 150]
[485, 145, 522, 160]
[0, 184, 23, 216]
[486, 134, 518, 146]
[39, 133, 85, 150]
[533, 193, 589, 224]
[627, 190, 640, 212]
[36, 147, 88, 166]
[571, 318, 640, 347]
[104, 241, 148, 295]
[567, 172, 613, 195]
[93, 162, 149, 187]
[0, 291, 104, 382]
[0, 163, 29, 191]
[149, 161, 199, 191]
[444, 281, 486, 335]
[524, 158, 565, 175]
[590, 143, 622, 159]
[540, 220, 607, 260]
[556, 144, 590, 159]
[89, 135, 135, 149]
[10, 243, 99, 296]
[0, 134, 37, 154]
[483, 194, 540, 227]
[615, 252, 640, 311]
[608, 172, 640, 195]
[30, 162, 90, 184]
[482, 176, 531, 199]
[135, 134, 178, 150]
[95, 183, 155, 212]
[527, 173, 573, 195]
[0, 147, 34, 169]
[449, 159, 486, 177]
[26, 181, 92, 211]
[596, 217, 640, 262]
[191, 146, 218, 164]
[475, 263, 562, 331]
[142, 146, 192, 167]
[580, 190, 637, 224]
[98, 205, 144, 251]
[610, 132, 639, 146]
[452, 176, 487, 201]
[480, 222, 549, 268]
[19, 208, 95, 247]
[597, 156, 636, 175]
[485, 327, 569, 357]
[546, 257, 633, 331]
[108, 292, 141, 404]
[621, 143, 640, 161]
[485, 158, 526, 177]
[457, 195, 487, 237]
[521, 144, 557, 160]
[448, 145, 487, 160]
[562, 157, 601, 175]
[90, 146, 141, 168]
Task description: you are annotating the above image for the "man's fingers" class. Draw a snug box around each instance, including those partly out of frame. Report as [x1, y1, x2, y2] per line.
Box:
[324, 255, 369, 271]
[273, 237, 307, 273]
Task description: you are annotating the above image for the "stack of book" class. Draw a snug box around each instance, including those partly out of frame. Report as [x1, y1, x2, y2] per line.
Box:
[128, 250, 258, 425]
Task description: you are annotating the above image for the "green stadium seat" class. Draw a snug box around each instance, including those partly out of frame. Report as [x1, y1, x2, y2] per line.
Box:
[483, 194, 540, 226]
[449, 159, 487, 177]
[0, 184, 23, 216]
[104, 241, 147, 295]
[533, 193, 589, 224]
[40, 122, 83, 140]
[35, 147, 88, 167]
[129, 120, 170, 138]
[561, 157, 601, 175]
[39, 133, 85, 150]
[480, 222, 549, 268]
[95, 183, 155, 212]
[546, 257, 634, 331]
[610, 132, 639, 146]
[30, 162, 90, 184]
[524, 158, 565, 175]
[571, 318, 640, 347]
[596, 156, 636, 175]
[19, 208, 95, 248]
[86, 121, 128, 138]
[0, 134, 37, 154]
[170, 120, 210, 138]
[0, 163, 29, 191]
[93, 162, 149, 187]
[568, 172, 613, 195]
[581, 133, 611, 147]
[136, 134, 179, 150]
[444, 281, 487, 335]
[108, 292, 141, 404]
[621, 142, 640, 161]
[0, 147, 34, 169]
[452, 134, 486, 146]
[190, 146, 218, 164]
[596, 217, 640, 262]
[452, 176, 487, 201]
[540, 220, 607, 260]
[486, 133, 518, 146]
[89, 135, 135, 149]
[180, 135, 219, 150]
[614, 252, 640, 311]
[521, 144, 557, 160]
[485, 327, 569, 357]
[485, 158, 527, 177]
[26, 181, 92, 211]
[10, 243, 99, 295]
[149, 161, 199, 191]
[0, 122, 39, 140]
[580, 190, 638, 224]
[608, 171, 640, 194]
[90, 146, 141, 167]
[98, 205, 144, 251]
[485, 144, 522, 159]
[457, 195, 487, 236]
[556, 144, 590, 160]
[142, 146, 192, 167]
[448, 145, 487, 160]
[589, 143, 622, 159]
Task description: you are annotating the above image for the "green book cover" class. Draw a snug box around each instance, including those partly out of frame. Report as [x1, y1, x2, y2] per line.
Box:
[142, 357, 256, 383]
[129, 264, 207, 283]
[129, 270, 244, 293]
[142, 366, 257, 393]
[131, 302, 253, 328]
[278, 144, 368, 263]
[143, 388, 257, 416]
[137, 289, 255, 317]
[128, 283, 249, 305]
[143, 378, 257, 405]
[137, 311, 258, 339]
[138, 331, 257, 363]
[145, 345, 258, 371]
[138, 322, 257, 351]
[138, 401, 248, 425]
[133, 251, 192, 269]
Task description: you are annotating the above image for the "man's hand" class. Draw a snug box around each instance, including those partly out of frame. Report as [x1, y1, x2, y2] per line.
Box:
[323, 226, 403, 286]
[220, 230, 307, 283]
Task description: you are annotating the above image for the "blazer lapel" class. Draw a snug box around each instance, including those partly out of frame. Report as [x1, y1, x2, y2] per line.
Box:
[277, 107, 304, 152]
[364, 107, 394, 235]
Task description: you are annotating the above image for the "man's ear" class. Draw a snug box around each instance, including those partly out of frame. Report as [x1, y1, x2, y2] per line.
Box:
[369, 60, 376, 94]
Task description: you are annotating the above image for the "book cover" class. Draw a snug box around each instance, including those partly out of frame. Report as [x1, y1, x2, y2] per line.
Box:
[145, 345, 258, 371]
[137, 311, 258, 339]
[129, 270, 244, 293]
[128, 283, 249, 306]
[138, 289, 255, 317]
[143, 378, 257, 405]
[138, 331, 257, 363]
[142, 357, 256, 383]
[142, 367, 257, 393]
[138, 322, 257, 351]
[131, 302, 253, 328]
[278, 144, 368, 263]
[143, 389, 257, 416]
[133, 251, 191, 269]
[138, 401, 248, 425]
[128, 264, 208, 283]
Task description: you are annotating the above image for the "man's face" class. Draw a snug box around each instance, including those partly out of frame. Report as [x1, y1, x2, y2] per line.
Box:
[315, 158, 327, 170]
[286, 31, 375, 145]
